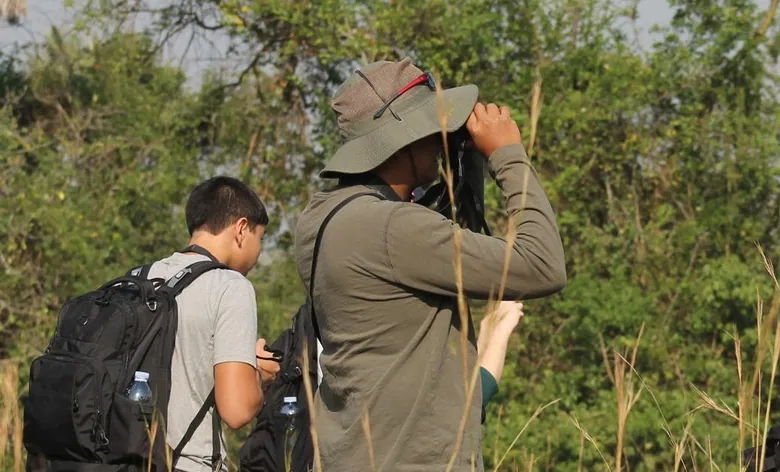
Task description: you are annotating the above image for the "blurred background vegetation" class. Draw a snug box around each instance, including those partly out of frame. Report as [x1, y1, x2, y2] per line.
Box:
[2, 0, 780, 470]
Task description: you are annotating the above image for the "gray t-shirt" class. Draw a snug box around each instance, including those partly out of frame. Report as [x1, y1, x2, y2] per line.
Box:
[147, 252, 258, 472]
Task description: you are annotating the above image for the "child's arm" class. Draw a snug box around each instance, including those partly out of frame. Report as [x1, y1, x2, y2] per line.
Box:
[477, 301, 524, 406]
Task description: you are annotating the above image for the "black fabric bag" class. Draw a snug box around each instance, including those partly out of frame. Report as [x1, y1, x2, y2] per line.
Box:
[23, 247, 228, 472]
[238, 191, 384, 472]
[238, 301, 318, 472]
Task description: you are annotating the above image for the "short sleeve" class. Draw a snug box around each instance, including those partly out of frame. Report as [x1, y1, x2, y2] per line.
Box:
[211, 277, 258, 367]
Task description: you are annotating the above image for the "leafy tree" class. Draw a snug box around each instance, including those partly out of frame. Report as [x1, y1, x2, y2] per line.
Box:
[2, 0, 780, 470]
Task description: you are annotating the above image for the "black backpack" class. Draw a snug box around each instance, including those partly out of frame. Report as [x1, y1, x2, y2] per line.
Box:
[237, 300, 318, 472]
[238, 191, 383, 472]
[23, 246, 229, 472]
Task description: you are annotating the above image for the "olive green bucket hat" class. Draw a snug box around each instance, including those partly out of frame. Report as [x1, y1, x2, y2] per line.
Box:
[320, 58, 479, 179]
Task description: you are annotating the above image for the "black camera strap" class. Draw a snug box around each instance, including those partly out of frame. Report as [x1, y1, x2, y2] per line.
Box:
[180, 244, 220, 262]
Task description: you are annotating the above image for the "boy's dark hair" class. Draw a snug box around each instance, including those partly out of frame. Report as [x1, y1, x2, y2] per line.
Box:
[185, 176, 269, 235]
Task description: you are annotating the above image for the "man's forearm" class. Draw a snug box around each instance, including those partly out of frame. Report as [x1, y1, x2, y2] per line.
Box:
[487, 143, 567, 299]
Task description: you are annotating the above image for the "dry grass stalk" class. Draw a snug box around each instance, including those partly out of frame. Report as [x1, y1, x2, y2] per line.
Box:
[671, 419, 693, 472]
[493, 61, 542, 304]
[568, 413, 612, 472]
[526, 453, 536, 472]
[618, 349, 675, 452]
[433, 73, 471, 398]
[491, 399, 560, 472]
[0, 362, 23, 472]
[735, 332, 747, 466]
[492, 404, 504, 467]
[756, 243, 780, 292]
[141, 404, 178, 472]
[527, 68, 543, 157]
[432, 62, 545, 470]
[690, 384, 743, 425]
[745, 246, 780, 470]
[691, 246, 780, 471]
[0, 0, 26, 23]
[144, 409, 160, 472]
[164, 426, 173, 472]
[444, 356, 484, 472]
[599, 325, 645, 472]
[361, 407, 377, 472]
[300, 338, 323, 472]
[758, 299, 780, 472]
[686, 434, 723, 472]
[706, 435, 716, 472]
[0, 364, 12, 470]
[431, 73, 486, 470]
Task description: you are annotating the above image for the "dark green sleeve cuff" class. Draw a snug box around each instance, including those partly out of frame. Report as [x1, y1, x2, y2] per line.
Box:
[480, 367, 499, 407]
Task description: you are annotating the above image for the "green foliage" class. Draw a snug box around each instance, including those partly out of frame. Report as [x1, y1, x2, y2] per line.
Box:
[2, 0, 780, 470]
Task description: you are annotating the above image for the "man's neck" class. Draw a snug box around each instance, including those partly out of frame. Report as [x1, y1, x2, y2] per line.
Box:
[387, 183, 412, 201]
[374, 171, 414, 201]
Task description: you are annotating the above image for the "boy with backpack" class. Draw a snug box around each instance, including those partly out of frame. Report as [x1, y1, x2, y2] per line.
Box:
[24, 176, 279, 472]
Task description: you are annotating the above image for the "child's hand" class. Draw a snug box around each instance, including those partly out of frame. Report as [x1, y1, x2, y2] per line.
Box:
[478, 301, 524, 355]
[494, 301, 524, 333]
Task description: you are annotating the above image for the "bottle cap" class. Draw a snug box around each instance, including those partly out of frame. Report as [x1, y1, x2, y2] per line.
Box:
[283, 396, 297, 403]
[135, 371, 150, 381]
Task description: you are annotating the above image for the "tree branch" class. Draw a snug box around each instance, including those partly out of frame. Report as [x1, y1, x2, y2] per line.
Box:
[756, 0, 779, 38]
[218, 50, 264, 91]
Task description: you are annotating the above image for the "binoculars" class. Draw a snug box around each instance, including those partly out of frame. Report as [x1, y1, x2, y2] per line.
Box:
[414, 126, 492, 236]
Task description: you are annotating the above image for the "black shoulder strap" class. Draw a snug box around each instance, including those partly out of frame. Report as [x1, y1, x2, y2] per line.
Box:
[126, 243, 219, 282]
[172, 389, 220, 469]
[309, 191, 387, 340]
[165, 260, 230, 470]
[126, 263, 153, 279]
[163, 260, 230, 297]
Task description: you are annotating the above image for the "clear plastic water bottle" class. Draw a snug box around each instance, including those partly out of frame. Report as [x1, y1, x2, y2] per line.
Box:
[125, 371, 152, 403]
[280, 396, 299, 457]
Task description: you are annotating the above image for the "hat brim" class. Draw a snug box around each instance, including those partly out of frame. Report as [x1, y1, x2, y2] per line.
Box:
[320, 84, 479, 179]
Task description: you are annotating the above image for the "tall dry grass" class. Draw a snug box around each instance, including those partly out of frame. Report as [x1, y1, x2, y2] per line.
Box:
[300, 338, 323, 472]
[563, 243, 780, 472]
[0, 362, 23, 472]
[597, 325, 645, 472]
[690, 245, 780, 472]
[433, 61, 553, 471]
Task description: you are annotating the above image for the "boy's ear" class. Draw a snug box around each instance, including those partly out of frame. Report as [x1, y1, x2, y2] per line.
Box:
[234, 217, 249, 246]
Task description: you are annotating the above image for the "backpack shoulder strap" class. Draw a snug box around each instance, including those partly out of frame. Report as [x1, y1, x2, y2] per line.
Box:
[126, 263, 154, 279]
[172, 388, 220, 469]
[309, 190, 387, 340]
[125, 244, 219, 281]
[163, 260, 230, 297]
[163, 259, 230, 471]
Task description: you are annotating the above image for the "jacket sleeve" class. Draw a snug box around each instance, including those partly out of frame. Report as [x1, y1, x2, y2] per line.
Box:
[384, 143, 566, 300]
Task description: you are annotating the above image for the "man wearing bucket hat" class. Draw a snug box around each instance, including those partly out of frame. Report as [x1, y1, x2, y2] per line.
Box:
[294, 58, 566, 471]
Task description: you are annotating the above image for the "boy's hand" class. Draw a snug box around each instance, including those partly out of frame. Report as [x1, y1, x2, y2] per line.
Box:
[255, 338, 281, 384]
